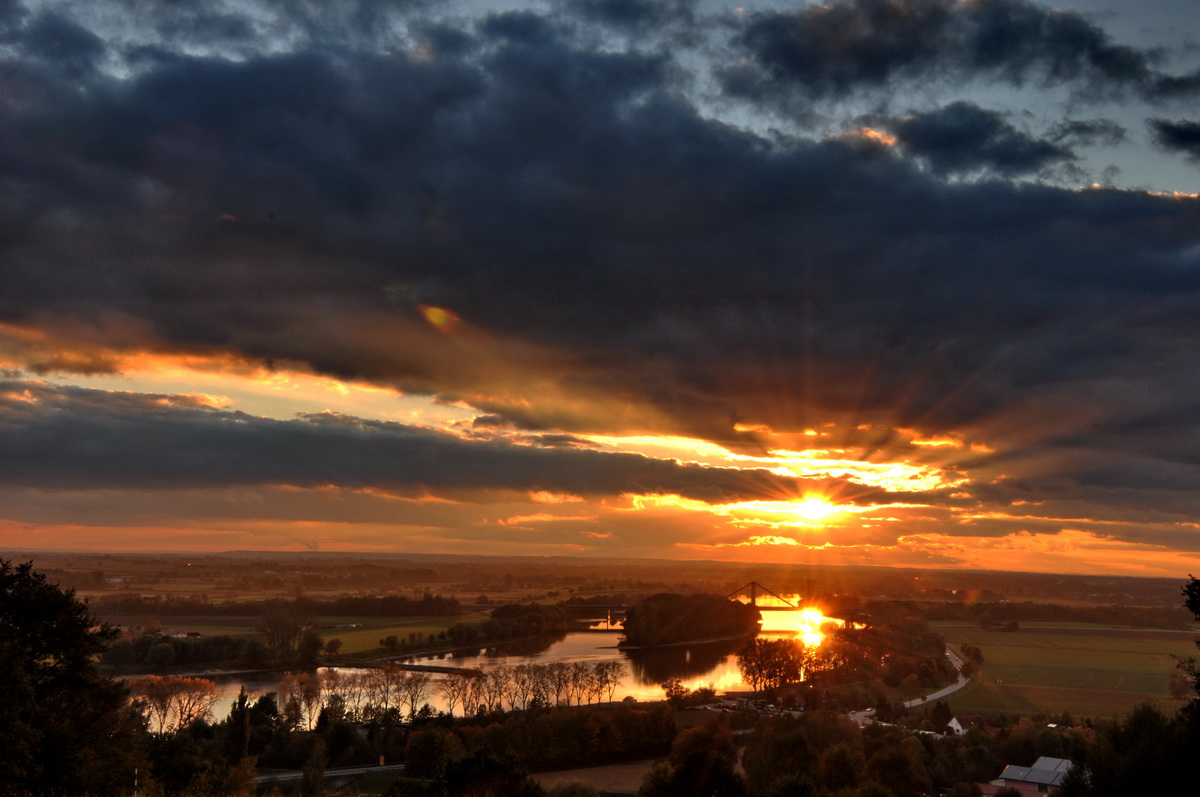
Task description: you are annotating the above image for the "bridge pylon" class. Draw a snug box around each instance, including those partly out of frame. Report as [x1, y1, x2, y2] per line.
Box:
[727, 581, 797, 608]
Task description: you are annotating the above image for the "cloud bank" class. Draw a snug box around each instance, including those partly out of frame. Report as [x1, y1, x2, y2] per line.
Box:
[1, 0, 1199, 570]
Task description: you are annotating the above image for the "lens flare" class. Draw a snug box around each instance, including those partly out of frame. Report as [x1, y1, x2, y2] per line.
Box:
[419, 305, 460, 333]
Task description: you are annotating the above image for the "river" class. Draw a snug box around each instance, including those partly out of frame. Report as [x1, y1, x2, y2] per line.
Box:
[207, 608, 840, 718]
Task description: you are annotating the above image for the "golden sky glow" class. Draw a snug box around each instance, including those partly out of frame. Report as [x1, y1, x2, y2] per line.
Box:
[3, 0, 1200, 584]
[3, 345, 1193, 576]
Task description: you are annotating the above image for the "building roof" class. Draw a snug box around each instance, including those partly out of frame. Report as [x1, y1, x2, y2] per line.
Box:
[1000, 756, 1073, 788]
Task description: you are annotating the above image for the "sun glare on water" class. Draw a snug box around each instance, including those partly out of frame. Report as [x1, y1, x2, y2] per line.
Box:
[760, 607, 843, 647]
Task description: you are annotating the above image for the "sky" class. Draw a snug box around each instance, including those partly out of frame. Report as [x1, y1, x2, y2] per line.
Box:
[3, 0, 1200, 576]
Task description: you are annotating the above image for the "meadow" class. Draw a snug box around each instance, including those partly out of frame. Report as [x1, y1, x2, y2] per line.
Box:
[100, 612, 493, 660]
[314, 612, 492, 655]
[935, 621, 1197, 718]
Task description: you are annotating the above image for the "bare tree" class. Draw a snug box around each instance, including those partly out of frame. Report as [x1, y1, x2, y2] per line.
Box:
[506, 664, 532, 710]
[362, 665, 408, 720]
[298, 671, 323, 730]
[340, 671, 371, 721]
[437, 671, 476, 716]
[276, 674, 304, 730]
[464, 674, 485, 716]
[596, 660, 627, 703]
[570, 661, 593, 705]
[481, 666, 511, 712]
[528, 663, 551, 707]
[585, 663, 606, 705]
[399, 670, 434, 717]
[322, 668, 345, 706]
[546, 661, 573, 706]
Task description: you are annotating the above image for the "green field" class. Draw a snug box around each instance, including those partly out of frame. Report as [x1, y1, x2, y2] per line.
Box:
[317, 612, 491, 655]
[105, 614, 263, 635]
[935, 622, 1196, 718]
[103, 612, 491, 657]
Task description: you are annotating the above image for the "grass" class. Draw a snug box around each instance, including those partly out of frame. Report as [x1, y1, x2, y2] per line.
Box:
[946, 677, 1181, 719]
[335, 770, 408, 794]
[318, 612, 490, 655]
[934, 622, 1196, 718]
[102, 611, 492, 663]
[104, 614, 262, 635]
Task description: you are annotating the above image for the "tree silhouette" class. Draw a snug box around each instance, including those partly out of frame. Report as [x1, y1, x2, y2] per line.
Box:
[0, 559, 148, 794]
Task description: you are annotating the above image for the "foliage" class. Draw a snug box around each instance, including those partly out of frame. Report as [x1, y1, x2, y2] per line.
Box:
[446, 602, 576, 649]
[1058, 704, 1195, 797]
[104, 627, 290, 671]
[404, 726, 468, 778]
[129, 674, 219, 733]
[741, 712, 860, 796]
[1180, 574, 1200, 708]
[738, 638, 806, 691]
[657, 677, 717, 707]
[443, 750, 545, 797]
[1051, 576, 1200, 797]
[622, 593, 760, 647]
[639, 721, 747, 797]
[0, 559, 148, 795]
[546, 783, 600, 797]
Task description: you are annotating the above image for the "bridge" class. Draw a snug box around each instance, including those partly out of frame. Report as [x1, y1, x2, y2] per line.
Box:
[727, 581, 801, 610]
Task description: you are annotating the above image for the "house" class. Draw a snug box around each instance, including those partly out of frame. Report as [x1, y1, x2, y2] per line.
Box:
[988, 756, 1073, 795]
[948, 714, 988, 735]
[157, 628, 202, 638]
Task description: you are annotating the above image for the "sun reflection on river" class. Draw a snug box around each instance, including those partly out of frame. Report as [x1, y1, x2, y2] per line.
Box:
[757, 606, 843, 647]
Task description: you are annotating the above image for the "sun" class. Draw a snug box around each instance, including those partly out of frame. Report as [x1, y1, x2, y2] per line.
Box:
[793, 496, 840, 522]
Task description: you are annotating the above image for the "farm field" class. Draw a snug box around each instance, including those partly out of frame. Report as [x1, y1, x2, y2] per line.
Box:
[317, 611, 492, 655]
[100, 612, 491, 657]
[935, 621, 1196, 718]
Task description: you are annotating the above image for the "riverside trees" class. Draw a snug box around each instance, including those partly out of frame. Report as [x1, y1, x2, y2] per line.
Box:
[269, 659, 630, 727]
[622, 593, 761, 647]
[735, 606, 954, 704]
[737, 638, 806, 690]
[129, 675, 219, 733]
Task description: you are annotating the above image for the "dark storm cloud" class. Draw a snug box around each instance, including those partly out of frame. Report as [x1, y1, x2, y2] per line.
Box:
[0, 381, 922, 506]
[568, 0, 696, 32]
[886, 101, 1074, 176]
[722, 0, 1199, 106]
[0, 0, 1199, 534]
[1048, 118, 1128, 148]
[21, 0, 430, 56]
[21, 11, 105, 78]
[1148, 118, 1200, 162]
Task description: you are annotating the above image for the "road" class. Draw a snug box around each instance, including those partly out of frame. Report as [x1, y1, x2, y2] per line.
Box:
[255, 762, 405, 785]
[904, 647, 970, 708]
[847, 647, 970, 727]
